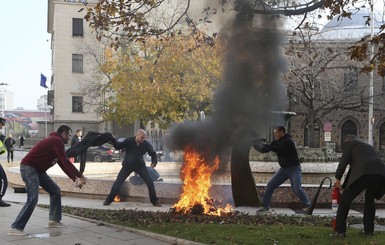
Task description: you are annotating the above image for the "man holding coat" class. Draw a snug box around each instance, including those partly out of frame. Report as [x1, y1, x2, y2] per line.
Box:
[334, 135, 385, 237]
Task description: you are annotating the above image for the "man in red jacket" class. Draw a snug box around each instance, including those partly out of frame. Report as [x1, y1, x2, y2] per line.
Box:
[8, 125, 87, 236]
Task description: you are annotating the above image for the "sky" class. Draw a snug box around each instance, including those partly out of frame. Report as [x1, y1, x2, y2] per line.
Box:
[0, 1, 51, 110]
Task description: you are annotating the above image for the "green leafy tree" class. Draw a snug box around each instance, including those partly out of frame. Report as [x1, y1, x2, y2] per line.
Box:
[100, 36, 223, 128]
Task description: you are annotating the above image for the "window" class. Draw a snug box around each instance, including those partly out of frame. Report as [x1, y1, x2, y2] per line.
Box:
[382, 76, 385, 93]
[72, 96, 83, 112]
[72, 18, 83, 37]
[380, 123, 385, 150]
[343, 66, 358, 92]
[72, 54, 83, 73]
[340, 120, 357, 147]
[304, 123, 320, 147]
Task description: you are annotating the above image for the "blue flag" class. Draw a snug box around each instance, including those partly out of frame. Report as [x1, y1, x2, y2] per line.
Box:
[40, 74, 48, 88]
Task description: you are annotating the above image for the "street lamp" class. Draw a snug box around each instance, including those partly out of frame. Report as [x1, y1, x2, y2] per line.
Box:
[368, 4, 375, 145]
[42, 104, 53, 138]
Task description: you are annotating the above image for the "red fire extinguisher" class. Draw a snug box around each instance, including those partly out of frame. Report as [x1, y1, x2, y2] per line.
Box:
[331, 186, 341, 231]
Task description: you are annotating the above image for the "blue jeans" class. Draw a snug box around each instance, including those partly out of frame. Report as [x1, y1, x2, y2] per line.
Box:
[262, 165, 310, 209]
[11, 165, 62, 230]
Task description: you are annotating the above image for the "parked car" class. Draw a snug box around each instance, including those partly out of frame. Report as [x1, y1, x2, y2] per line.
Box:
[86, 144, 120, 162]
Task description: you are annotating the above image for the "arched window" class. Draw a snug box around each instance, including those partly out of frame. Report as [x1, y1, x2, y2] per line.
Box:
[159, 130, 163, 151]
[154, 130, 159, 150]
[304, 123, 320, 147]
[341, 120, 357, 146]
[379, 123, 385, 150]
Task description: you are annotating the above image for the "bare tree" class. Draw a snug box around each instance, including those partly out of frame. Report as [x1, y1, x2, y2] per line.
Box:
[284, 26, 372, 147]
[81, 0, 385, 76]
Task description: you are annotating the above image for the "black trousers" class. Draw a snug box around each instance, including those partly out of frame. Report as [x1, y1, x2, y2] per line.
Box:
[0, 164, 8, 197]
[106, 163, 158, 205]
[336, 174, 385, 233]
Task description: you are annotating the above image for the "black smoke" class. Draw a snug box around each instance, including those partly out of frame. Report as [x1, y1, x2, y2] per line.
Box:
[166, 3, 288, 163]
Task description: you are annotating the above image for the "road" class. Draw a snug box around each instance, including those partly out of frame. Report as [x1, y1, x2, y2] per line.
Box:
[0, 149, 28, 168]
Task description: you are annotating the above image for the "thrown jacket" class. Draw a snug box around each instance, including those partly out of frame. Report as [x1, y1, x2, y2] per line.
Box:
[21, 132, 82, 181]
[66, 131, 115, 174]
[254, 134, 300, 168]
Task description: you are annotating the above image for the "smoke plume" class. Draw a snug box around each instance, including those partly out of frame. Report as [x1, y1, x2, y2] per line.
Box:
[166, 1, 288, 162]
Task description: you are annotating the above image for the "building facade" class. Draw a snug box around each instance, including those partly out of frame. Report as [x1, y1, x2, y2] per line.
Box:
[47, 0, 140, 139]
[287, 9, 385, 152]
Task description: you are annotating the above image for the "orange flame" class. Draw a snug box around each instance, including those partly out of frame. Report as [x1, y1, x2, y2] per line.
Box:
[114, 195, 120, 202]
[172, 146, 233, 216]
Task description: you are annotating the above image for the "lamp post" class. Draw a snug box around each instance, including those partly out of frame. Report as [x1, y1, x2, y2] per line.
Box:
[368, 4, 374, 145]
[43, 104, 53, 138]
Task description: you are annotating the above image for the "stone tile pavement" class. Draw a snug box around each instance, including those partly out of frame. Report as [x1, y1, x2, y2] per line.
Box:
[2, 187, 385, 245]
[3, 150, 385, 244]
[0, 188, 202, 245]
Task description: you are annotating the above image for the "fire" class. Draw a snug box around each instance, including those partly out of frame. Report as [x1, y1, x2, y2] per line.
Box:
[114, 195, 120, 202]
[172, 147, 233, 216]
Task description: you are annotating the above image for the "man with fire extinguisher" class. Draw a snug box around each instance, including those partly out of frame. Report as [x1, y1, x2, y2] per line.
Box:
[334, 134, 385, 237]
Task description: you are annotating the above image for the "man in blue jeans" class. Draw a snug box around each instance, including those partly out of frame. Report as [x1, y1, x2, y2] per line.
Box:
[8, 125, 87, 236]
[254, 125, 310, 212]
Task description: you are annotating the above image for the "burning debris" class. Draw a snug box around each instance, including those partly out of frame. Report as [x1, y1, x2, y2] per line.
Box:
[114, 195, 120, 202]
[171, 147, 234, 216]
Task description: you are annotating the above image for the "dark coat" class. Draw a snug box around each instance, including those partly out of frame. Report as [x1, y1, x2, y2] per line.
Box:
[66, 131, 115, 174]
[254, 134, 300, 168]
[336, 139, 385, 189]
[112, 137, 157, 167]
[4, 137, 16, 150]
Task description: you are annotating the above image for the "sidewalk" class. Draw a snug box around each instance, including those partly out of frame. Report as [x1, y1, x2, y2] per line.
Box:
[0, 188, 203, 245]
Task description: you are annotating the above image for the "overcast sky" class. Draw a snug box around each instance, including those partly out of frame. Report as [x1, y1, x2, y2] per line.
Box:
[0, 1, 51, 110]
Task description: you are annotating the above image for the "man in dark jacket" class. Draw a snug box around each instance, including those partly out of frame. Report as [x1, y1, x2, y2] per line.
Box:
[254, 125, 310, 212]
[0, 117, 11, 207]
[334, 135, 385, 237]
[103, 129, 161, 207]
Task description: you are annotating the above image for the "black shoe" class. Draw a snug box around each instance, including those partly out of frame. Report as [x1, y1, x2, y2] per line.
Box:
[0, 200, 11, 207]
[103, 200, 112, 206]
[360, 230, 374, 236]
[153, 200, 162, 207]
[332, 232, 346, 238]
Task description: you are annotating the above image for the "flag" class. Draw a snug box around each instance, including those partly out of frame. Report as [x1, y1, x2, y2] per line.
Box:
[40, 73, 48, 88]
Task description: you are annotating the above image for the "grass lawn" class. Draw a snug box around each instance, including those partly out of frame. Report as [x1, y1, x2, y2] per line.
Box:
[54, 205, 385, 245]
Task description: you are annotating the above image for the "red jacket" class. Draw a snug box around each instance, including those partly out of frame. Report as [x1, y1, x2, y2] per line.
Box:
[21, 132, 82, 181]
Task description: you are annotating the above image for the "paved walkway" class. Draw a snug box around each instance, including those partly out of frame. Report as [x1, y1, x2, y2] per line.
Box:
[2, 188, 385, 245]
[0, 188, 203, 245]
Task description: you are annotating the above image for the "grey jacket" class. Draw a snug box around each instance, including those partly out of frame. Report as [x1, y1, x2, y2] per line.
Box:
[336, 139, 385, 189]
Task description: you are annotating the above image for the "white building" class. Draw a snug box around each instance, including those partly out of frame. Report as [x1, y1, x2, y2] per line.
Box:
[0, 88, 14, 114]
[47, 0, 102, 132]
[47, 0, 137, 137]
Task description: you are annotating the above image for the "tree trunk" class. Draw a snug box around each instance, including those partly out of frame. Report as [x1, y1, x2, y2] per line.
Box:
[307, 110, 316, 148]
